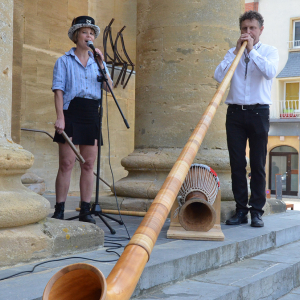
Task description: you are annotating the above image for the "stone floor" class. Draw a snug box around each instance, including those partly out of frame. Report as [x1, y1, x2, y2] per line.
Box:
[0, 195, 300, 300]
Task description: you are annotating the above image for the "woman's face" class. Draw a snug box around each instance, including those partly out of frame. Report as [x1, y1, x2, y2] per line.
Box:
[76, 27, 95, 49]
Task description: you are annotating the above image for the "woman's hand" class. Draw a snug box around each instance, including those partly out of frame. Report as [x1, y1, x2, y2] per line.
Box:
[95, 48, 105, 68]
[54, 117, 65, 134]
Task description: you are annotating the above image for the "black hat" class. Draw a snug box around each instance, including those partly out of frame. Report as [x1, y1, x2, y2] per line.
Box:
[68, 16, 100, 40]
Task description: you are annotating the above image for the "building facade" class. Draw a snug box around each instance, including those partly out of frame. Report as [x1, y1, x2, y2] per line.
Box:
[246, 0, 300, 196]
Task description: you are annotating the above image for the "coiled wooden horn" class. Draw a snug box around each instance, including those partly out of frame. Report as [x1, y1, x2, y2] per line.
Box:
[43, 41, 247, 300]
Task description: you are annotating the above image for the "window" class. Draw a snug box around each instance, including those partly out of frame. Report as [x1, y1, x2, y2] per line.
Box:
[284, 82, 300, 112]
[293, 20, 300, 48]
[289, 18, 300, 50]
[285, 82, 299, 101]
[269, 146, 298, 196]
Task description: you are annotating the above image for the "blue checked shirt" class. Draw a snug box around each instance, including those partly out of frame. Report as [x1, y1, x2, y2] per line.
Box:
[52, 47, 111, 110]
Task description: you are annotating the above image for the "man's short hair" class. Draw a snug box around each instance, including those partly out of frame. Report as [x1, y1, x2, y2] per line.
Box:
[239, 10, 264, 29]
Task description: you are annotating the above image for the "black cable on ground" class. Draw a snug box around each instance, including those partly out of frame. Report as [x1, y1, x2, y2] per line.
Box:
[0, 237, 129, 282]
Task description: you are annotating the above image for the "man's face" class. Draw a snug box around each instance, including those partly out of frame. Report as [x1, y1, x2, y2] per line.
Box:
[240, 19, 264, 45]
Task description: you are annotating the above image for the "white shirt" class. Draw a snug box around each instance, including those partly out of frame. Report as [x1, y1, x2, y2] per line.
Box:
[214, 42, 279, 105]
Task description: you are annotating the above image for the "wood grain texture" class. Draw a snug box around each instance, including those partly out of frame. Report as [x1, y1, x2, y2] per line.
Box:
[43, 42, 246, 300]
[104, 41, 246, 300]
[43, 263, 106, 300]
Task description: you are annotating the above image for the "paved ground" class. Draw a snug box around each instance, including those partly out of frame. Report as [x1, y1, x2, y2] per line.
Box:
[0, 195, 300, 300]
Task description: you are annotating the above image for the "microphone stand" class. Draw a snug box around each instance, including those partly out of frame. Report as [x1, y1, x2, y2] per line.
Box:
[67, 47, 129, 234]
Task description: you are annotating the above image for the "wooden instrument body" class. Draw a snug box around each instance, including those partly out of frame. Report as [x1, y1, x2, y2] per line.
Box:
[43, 42, 247, 300]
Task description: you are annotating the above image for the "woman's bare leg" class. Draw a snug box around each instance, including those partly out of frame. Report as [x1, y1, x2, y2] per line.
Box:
[79, 141, 98, 203]
[55, 141, 76, 203]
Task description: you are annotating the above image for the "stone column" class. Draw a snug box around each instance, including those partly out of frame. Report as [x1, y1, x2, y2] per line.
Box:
[114, 0, 244, 209]
[0, 0, 49, 228]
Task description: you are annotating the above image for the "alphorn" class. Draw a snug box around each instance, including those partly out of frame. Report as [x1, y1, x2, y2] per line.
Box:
[43, 41, 247, 300]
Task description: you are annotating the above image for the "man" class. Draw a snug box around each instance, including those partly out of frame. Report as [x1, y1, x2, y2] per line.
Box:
[214, 11, 279, 227]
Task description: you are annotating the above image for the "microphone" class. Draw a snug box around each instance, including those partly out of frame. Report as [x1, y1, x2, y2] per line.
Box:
[87, 41, 106, 75]
[87, 41, 96, 52]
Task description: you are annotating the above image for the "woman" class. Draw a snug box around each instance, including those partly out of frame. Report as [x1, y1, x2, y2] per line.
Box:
[51, 16, 113, 223]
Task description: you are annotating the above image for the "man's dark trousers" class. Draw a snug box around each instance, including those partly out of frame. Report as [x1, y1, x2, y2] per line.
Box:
[226, 104, 269, 215]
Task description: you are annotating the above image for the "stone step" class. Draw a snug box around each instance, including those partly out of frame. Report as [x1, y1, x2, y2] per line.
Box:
[2, 211, 300, 300]
[130, 211, 300, 298]
[133, 239, 300, 299]
[279, 287, 300, 299]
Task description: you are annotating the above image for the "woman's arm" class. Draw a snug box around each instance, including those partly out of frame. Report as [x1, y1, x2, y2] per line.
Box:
[101, 65, 113, 92]
[95, 48, 113, 92]
[54, 89, 65, 134]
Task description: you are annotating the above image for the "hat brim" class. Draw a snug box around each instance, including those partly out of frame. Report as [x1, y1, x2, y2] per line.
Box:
[68, 24, 100, 40]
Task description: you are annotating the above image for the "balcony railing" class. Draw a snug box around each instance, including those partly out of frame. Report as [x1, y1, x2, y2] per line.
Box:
[279, 99, 300, 118]
[288, 40, 300, 50]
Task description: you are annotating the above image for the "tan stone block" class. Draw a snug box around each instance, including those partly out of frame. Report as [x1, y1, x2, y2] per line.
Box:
[0, 223, 50, 267]
[0, 218, 104, 267]
[110, 130, 134, 158]
[21, 172, 44, 184]
[37, 0, 68, 23]
[24, 17, 51, 50]
[121, 198, 149, 212]
[91, 193, 124, 210]
[0, 186, 50, 227]
[24, 0, 37, 17]
[22, 83, 53, 123]
[22, 48, 38, 83]
[36, 52, 58, 86]
[24, 182, 46, 195]
[67, 0, 88, 21]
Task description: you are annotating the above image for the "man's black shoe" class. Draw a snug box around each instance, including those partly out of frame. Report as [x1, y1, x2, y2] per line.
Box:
[251, 212, 264, 227]
[225, 211, 248, 225]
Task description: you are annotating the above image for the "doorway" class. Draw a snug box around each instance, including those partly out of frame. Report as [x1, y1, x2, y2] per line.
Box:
[269, 146, 298, 196]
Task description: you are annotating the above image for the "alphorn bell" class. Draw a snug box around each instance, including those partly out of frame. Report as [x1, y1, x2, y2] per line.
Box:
[43, 41, 247, 300]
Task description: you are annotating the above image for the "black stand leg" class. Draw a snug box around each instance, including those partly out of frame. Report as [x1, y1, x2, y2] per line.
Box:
[97, 214, 116, 234]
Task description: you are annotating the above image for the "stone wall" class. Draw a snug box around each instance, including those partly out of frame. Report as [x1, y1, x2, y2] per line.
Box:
[114, 0, 245, 202]
[11, 0, 136, 194]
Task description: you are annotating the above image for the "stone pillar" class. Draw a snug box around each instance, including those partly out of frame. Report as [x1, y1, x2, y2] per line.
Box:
[114, 0, 244, 209]
[0, 0, 49, 228]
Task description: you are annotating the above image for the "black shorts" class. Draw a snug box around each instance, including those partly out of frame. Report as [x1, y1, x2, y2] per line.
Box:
[53, 97, 102, 145]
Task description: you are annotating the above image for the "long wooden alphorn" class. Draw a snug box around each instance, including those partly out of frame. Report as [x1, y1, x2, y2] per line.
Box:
[43, 41, 247, 300]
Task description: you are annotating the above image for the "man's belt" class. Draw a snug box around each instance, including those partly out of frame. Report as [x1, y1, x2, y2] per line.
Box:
[228, 104, 269, 110]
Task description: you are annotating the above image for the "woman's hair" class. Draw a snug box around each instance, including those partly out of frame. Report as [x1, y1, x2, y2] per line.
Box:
[71, 27, 96, 44]
[239, 10, 264, 29]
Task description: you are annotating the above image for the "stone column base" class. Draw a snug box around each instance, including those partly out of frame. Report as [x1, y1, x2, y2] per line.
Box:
[97, 195, 286, 223]
[0, 142, 50, 227]
[114, 148, 236, 201]
[0, 218, 104, 268]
